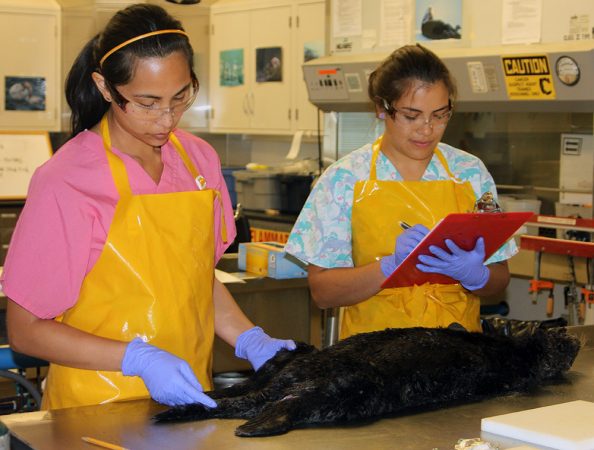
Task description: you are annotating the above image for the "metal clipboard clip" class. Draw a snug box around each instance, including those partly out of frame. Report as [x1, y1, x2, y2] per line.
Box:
[473, 191, 502, 213]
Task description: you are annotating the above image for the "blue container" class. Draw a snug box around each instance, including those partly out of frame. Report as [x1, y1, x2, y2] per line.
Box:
[222, 167, 243, 208]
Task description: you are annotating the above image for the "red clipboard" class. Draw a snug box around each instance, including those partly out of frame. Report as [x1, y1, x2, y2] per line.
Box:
[381, 211, 534, 289]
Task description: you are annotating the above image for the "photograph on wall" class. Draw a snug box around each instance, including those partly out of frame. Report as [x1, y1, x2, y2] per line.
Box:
[415, 0, 462, 41]
[304, 40, 324, 63]
[220, 49, 244, 87]
[5, 76, 46, 111]
[256, 47, 283, 83]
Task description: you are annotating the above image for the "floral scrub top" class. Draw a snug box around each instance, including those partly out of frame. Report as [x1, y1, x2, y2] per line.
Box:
[285, 142, 518, 268]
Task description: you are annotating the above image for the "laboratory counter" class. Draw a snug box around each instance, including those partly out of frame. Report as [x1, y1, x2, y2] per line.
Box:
[4, 326, 594, 450]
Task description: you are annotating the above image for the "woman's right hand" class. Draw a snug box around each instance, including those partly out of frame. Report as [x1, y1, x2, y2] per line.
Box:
[380, 224, 430, 277]
[121, 338, 217, 407]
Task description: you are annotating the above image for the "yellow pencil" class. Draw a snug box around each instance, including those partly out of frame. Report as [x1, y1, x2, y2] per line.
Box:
[81, 436, 130, 450]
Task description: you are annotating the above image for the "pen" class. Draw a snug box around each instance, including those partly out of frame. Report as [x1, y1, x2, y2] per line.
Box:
[399, 221, 412, 230]
[81, 436, 129, 450]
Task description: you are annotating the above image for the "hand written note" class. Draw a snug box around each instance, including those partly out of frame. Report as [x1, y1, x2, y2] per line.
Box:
[0, 133, 52, 199]
[0, 157, 30, 176]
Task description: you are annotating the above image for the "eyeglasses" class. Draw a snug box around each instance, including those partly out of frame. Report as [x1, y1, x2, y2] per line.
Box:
[106, 77, 199, 119]
[382, 99, 453, 130]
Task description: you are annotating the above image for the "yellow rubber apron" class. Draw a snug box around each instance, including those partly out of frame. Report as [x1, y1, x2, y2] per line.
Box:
[341, 136, 481, 339]
[43, 116, 221, 409]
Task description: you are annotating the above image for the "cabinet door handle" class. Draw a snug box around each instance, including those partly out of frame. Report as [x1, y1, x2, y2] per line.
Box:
[242, 94, 249, 115]
[249, 92, 255, 116]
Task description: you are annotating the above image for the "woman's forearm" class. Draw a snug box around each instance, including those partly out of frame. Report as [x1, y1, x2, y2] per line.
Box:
[471, 261, 510, 297]
[307, 259, 510, 308]
[307, 262, 386, 309]
[7, 299, 127, 371]
[212, 278, 254, 347]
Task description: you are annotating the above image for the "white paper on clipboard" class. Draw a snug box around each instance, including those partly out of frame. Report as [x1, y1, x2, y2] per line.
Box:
[0, 131, 52, 199]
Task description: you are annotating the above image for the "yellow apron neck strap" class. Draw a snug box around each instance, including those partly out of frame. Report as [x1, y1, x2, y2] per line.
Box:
[100, 115, 132, 198]
[371, 134, 461, 183]
[370, 136, 383, 180]
[169, 133, 199, 179]
[169, 133, 228, 244]
[100, 117, 228, 243]
[434, 148, 462, 182]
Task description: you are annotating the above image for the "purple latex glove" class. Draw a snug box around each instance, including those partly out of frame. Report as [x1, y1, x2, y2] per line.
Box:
[380, 224, 430, 277]
[235, 326, 296, 371]
[416, 237, 490, 291]
[121, 338, 217, 407]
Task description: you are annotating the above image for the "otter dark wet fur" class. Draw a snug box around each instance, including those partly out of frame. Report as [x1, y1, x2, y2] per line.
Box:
[154, 327, 580, 437]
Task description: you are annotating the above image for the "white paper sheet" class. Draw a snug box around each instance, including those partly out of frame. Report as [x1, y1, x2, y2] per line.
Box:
[332, 0, 362, 37]
[501, 0, 542, 44]
[379, 0, 412, 47]
[214, 269, 246, 284]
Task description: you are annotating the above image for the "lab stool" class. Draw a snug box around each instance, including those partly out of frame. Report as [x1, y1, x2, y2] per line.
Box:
[0, 346, 47, 414]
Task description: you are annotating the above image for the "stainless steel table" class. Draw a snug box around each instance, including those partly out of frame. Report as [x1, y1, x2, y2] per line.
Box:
[4, 326, 594, 450]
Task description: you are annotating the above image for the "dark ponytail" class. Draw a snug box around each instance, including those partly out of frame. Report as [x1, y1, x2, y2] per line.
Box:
[65, 35, 108, 138]
[65, 4, 195, 137]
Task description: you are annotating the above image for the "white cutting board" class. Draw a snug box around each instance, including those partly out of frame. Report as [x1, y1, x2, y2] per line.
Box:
[481, 400, 594, 450]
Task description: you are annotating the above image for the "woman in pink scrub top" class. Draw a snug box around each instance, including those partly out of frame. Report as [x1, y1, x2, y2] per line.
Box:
[1, 3, 295, 410]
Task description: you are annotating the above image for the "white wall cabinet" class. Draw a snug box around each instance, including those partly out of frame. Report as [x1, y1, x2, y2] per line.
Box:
[0, 0, 61, 131]
[209, 0, 324, 135]
[293, 0, 325, 133]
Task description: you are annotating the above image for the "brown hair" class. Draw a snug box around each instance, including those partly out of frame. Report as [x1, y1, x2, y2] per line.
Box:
[367, 44, 456, 115]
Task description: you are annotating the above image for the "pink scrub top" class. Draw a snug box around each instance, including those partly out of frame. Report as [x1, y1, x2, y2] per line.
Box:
[0, 129, 236, 319]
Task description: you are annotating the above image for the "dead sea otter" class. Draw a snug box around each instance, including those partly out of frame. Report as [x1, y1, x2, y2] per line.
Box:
[154, 326, 580, 437]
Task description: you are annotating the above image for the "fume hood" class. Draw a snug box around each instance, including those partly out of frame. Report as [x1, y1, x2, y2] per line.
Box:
[304, 41, 594, 219]
[303, 41, 594, 113]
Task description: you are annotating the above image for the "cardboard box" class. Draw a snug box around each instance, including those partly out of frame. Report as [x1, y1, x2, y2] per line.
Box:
[238, 242, 307, 279]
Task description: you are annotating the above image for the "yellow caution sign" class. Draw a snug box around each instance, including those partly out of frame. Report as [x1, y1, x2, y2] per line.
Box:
[502, 55, 556, 100]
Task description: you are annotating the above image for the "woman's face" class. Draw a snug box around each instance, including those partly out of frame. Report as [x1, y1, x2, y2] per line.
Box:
[381, 79, 451, 163]
[104, 51, 194, 148]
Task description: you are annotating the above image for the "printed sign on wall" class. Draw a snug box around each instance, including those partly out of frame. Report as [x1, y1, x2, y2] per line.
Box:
[502, 55, 556, 100]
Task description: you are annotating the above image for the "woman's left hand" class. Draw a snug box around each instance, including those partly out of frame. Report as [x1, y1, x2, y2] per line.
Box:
[235, 326, 296, 371]
[416, 237, 489, 291]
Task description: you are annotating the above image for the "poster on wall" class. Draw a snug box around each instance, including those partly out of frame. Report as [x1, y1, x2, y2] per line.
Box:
[415, 0, 462, 41]
[256, 47, 283, 83]
[5, 76, 46, 111]
[219, 49, 244, 87]
[304, 41, 324, 63]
